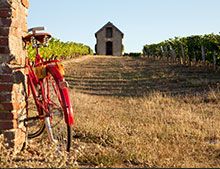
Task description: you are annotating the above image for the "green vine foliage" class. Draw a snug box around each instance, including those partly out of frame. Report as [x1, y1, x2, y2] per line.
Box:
[27, 38, 93, 61]
[143, 33, 220, 65]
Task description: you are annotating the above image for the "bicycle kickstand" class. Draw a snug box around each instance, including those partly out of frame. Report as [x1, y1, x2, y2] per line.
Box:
[44, 117, 57, 143]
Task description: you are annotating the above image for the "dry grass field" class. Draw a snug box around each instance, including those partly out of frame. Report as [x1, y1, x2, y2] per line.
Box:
[1, 55, 220, 168]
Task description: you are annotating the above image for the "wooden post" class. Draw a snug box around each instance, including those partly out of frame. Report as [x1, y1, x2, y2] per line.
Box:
[193, 51, 196, 65]
[181, 44, 185, 64]
[201, 45, 206, 65]
[173, 49, 177, 63]
[213, 51, 216, 70]
[164, 46, 169, 61]
[0, 0, 29, 151]
[160, 46, 164, 60]
[169, 45, 176, 63]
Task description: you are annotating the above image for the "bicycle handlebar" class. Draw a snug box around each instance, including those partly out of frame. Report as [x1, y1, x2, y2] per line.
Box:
[23, 26, 51, 49]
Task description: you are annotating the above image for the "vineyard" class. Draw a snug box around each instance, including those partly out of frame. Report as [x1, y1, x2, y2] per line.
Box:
[2, 0, 220, 168]
[27, 38, 93, 60]
[143, 33, 220, 67]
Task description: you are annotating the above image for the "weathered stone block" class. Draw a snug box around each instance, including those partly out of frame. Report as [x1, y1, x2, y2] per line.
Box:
[0, 120, 17, 130]
[0, 8, 11, 18]
[0, 37, 9, 45]
[0, 18, 12, 27]
[0, 0, 12, 8]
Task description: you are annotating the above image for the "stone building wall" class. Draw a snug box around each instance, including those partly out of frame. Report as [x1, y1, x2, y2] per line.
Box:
[95, 22, 123, 56]
[0, 0, 29, 150]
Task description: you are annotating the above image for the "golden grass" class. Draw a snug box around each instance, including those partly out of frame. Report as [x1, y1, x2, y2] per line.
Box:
[0, 55, 220, 168]
[71, 90, 220, 168]
[68, 56, 220, 167]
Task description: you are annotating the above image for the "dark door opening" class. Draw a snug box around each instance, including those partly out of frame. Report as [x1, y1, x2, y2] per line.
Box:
[106, 41, 113, 55]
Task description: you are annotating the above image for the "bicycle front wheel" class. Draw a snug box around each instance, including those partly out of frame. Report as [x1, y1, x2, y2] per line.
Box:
[27, 82, 45, 139]
[44, 73, 72, 152]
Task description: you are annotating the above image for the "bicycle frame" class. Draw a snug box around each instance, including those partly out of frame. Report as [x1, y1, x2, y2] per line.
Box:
[26, 48, 74, 126]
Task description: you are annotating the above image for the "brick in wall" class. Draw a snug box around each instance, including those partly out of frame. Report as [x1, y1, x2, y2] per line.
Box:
[0, 0, 29, 151]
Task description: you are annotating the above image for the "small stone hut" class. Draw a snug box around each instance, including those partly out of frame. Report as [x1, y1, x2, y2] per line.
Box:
[95, 22, 124, 56]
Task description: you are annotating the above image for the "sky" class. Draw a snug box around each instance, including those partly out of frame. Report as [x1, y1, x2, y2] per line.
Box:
[28, 0, 220, 53]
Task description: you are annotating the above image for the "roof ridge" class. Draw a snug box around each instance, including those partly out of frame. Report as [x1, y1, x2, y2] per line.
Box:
[95, 22, 124, 37]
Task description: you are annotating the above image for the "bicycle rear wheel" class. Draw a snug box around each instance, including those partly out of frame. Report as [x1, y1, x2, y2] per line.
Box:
[44, 73, 72, 152]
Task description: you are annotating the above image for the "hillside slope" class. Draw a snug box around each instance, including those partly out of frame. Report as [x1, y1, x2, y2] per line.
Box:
[1, 55, 220, 168]
[65, 55, 220, 168]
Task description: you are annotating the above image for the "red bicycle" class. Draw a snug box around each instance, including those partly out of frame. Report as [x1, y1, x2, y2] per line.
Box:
[22, 27, 74, 152]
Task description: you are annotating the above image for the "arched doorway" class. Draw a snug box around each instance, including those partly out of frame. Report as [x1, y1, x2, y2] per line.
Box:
[106, 41, 113, 55]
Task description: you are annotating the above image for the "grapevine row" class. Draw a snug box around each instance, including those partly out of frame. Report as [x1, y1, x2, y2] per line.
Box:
[143, 33, 220, 68]
[27, 38, 93, 60]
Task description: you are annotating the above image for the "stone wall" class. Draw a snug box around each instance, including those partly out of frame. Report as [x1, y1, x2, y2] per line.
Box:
[96, 23, 123, 56]
[0, 0, 29, 150]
